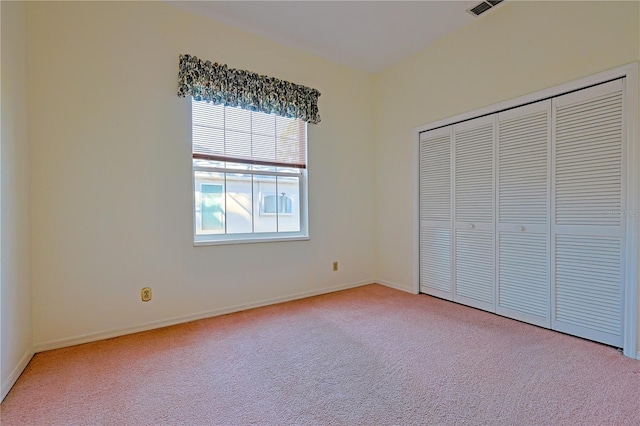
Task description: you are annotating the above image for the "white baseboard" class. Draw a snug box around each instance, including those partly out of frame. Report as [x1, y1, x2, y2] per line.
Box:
[1, 347, 34, 403]
[34, 279, 375, 353]
[377, 279, 416, 294]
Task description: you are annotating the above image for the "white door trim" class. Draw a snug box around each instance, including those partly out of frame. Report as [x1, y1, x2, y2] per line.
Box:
[413, 62, 639, 358]
[622, 65, 638, 358]
[414, 63, 638, 134]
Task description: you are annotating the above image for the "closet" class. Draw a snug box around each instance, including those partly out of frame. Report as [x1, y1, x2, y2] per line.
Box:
[419, 79, 625, 347]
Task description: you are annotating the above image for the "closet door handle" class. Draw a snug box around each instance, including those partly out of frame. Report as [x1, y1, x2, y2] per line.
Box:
[469, 223, 475, 230]
[518, 225, 525, 232]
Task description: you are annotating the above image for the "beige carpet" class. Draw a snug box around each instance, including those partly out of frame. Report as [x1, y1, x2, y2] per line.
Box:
[2, 284, 640, 425]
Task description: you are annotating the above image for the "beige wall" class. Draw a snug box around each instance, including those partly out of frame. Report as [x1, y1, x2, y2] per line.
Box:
[374, 1, 639, 351]
[28, 1, 375, 347]
[1, 1, 33, 398]
[7, 0, 640, 363]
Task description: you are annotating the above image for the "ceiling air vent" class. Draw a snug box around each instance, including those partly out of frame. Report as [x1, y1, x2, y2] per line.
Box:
[467, 0, 503, 17]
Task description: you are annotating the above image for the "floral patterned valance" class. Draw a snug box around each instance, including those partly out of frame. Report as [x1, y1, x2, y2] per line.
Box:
[177, 54, 321, 124]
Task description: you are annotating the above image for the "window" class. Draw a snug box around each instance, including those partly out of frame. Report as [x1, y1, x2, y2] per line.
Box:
[192, 100, 308, 244]
[199, 184, 223, 232]
[261, 193, 293, 215]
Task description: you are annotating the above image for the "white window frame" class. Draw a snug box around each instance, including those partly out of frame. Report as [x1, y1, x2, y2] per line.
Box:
[191, 105, 309, 246]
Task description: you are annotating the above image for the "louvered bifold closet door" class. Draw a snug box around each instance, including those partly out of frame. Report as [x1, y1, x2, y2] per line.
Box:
[496, 100, 551, 328]
[419, 126, 453, 299]
[453, 115, 495, 312]
[551, 79, 625, 347]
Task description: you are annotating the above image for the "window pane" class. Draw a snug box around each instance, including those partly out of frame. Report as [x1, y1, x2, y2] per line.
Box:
[252, 134, 276, 161]
[193, 159, 225, 169]
[277, 176, 300, 232]
[194, 171, 225, 235]
[277, 137, 304, 165]
[263, 195, 277, 214]
[281, 195, 292, 214]
[276, 115, 302, 140]
[225, 173, 253, 234]
[192, 126, 224, 156]
[202, 185, 223, 231]
[225, 107, 251, 132]
[276, 166, 300, 174]
[252, 111, 276, 137]
[254, 175, 277, 233]
[276, 116, 305, 166]
[225, 130, 251, 159]
[225, 161, 251, 171]
[252, 164, 277, 173]
[192, 101, 224, 129]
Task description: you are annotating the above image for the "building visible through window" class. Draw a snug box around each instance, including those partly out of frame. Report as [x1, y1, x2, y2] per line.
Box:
[200, 184, 223, 231]
[262, 193, 293, 215]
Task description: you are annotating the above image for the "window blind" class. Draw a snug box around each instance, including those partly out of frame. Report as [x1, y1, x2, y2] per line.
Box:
[192, 100, 307, 169]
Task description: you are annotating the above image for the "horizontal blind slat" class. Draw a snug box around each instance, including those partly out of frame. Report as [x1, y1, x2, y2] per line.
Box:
[192, 100, 306, 168]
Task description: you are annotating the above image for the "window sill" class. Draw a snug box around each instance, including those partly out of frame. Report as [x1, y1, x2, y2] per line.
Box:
[194, 235, 310, 247]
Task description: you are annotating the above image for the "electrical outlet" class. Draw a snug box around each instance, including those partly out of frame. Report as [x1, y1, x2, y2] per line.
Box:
[141, 287, 152, 302]
[332, 261, 339, 272]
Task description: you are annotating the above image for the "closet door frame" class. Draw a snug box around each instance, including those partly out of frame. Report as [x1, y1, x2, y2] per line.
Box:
[413, 62, 638, 359]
